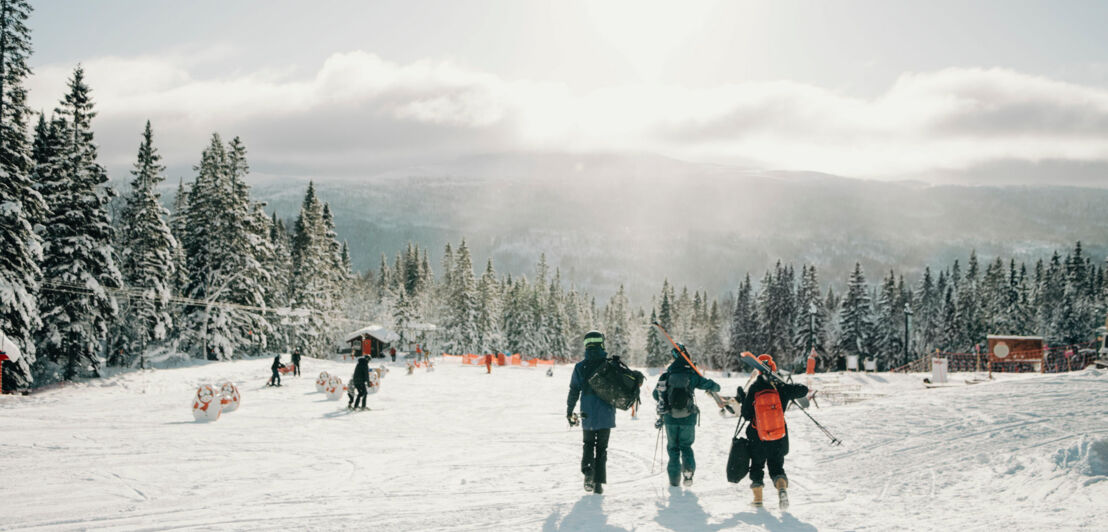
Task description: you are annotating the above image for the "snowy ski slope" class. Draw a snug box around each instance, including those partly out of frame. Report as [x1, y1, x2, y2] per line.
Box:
[1, 358, 1105, 531]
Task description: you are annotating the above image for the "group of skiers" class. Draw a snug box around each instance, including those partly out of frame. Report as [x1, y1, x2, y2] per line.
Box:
[566, 329, 808, 507]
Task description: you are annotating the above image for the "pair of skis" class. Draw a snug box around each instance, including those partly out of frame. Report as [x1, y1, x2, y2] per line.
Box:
[651, 322, 738, 417]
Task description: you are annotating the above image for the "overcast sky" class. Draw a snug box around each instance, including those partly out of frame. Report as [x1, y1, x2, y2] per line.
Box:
[25, 0, 1108, 186]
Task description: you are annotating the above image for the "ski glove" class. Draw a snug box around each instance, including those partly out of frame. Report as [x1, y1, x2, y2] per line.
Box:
[567, 413, 579, 427]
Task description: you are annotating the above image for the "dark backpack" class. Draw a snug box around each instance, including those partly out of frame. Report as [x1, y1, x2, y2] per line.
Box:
[667, 372, 694, 419]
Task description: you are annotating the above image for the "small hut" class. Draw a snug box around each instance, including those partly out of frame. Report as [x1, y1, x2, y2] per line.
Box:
[346, 325, 400, 359]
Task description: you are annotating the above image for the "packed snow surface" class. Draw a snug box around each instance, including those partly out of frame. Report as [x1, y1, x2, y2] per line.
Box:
[2, 358, 1106, 531]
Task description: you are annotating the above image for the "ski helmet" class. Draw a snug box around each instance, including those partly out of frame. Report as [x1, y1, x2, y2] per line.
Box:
[757, 354, 777, 372]
[584, 330, 604, 348]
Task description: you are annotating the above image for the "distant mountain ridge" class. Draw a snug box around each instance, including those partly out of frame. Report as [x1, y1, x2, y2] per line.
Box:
[235, 152, 1108, 303]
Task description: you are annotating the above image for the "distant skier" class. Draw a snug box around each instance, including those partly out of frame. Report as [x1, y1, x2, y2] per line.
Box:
[652, 344, 721, 487]
[739, 354, 808, 508]
[291, 348, 302, 377]
[349, 355, 370, 410]
[485, 354, 493, 374]
[566, 330, 615, 494]
[390, 347, 397, 362]
[269, 354, 282, 387]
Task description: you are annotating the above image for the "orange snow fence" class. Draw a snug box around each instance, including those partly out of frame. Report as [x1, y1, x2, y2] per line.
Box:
[496, 353, 506, 366]
[511, 354, 522, 365]
[528, 359, 538, 367]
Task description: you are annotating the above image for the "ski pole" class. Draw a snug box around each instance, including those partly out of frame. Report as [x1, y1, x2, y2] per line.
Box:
[650, 423, 663, 474]
[794, 402, 842, 445]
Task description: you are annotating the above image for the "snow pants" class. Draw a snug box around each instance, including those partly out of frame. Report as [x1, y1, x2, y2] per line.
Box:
[581, 428, 610, 484]
[748, 437, 787, 488]
[293, 363, 300, 376]
[270, 369, 280, 386]
[353, 382, 368, 409]
[665, 423, 696, 479]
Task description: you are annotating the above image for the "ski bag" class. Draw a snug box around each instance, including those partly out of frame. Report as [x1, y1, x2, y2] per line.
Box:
[726, 419, 751, 483]
[587, 358, 645, 410]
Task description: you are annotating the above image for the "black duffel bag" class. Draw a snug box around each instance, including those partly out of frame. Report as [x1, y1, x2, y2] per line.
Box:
[587, 357, 645, 410]
[726, 419, 751, 483]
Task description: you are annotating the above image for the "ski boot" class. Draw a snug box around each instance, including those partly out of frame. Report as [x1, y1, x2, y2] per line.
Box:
[682, 469, 694, 487]
[594, 483, 604, 494]
[751, 485, 764, 507]
[668, 474, 680, 487]
[584, 473, 595, 493]
[774, 476, 789, 510]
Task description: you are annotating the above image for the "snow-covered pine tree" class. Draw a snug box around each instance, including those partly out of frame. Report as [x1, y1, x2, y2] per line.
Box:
[115, 121, 176, 367]
[289, 181, 344, 356]
[37, 66, 122, 380]
[445, 239, 479, 354]
[0, 0, 43, 389]
[476, 258, 501, 353]
[726, 274, 758, 370]
[913, 267, 939, 355]
[874, 270, 902, 369]
[169, 179, 190, 296]
[837, 263, 873, 364]
[502, 275, 530, 356]
[702, 300, 725, 370]
[792, 265, 825, 364]
[645, 308, 667, 367]
[604, 285, 632, 363]
[264, 213, 293, 352]
[179, 134, 271, 359]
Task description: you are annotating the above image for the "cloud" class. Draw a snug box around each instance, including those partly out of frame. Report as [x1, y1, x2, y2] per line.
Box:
[25, 52, 1108, 183]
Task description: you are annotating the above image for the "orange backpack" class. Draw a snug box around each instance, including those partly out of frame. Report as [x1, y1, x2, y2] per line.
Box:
[753, 389, 787, 441]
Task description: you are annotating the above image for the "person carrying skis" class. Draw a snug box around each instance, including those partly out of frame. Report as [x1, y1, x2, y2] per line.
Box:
[269, 354, 282, 387]
[738, 354, 808, 507]
[349, 354, 370, 410]
[652, 344, 721, 487]
[291, 348, 302, 377]
[566, 330, 616, 494]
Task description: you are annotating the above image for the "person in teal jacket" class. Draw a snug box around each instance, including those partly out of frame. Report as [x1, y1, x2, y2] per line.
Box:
[652, 345, 721, 487]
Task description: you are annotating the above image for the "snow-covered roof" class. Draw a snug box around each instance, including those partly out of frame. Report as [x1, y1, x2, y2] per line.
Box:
[345, 325, 400, 343]
[0, 331, 22, 363]
[986, 335, 1044, 341]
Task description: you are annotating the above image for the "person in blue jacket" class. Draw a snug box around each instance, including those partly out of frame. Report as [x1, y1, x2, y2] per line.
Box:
[566, 330, 616, 494]
[652, 344, 721, 487]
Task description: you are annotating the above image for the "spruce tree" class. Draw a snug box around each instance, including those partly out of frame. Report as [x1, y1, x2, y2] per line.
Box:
[0, 0, 41, 388]
[115, 121, 176, 366]
[37, 66, 122, 380]
[726, 274, 758, 370]
[837, 263, 873, 363]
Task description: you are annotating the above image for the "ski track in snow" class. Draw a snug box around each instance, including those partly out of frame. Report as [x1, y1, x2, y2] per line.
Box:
[1, 359, 1105, 531]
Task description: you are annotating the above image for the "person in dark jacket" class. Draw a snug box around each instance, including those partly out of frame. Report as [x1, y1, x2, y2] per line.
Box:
[566, 330, 617, 494]
[269, 354, 282, 386]
[652, 345, 721, 487]
[349, 355, 370, 410]
[738, 354, 808, 507]
[291, 348, 302, 377]
[390, 347, 397, 362]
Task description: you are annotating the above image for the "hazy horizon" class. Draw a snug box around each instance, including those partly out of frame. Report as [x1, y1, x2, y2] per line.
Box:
[26, 0, 1108, 188]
